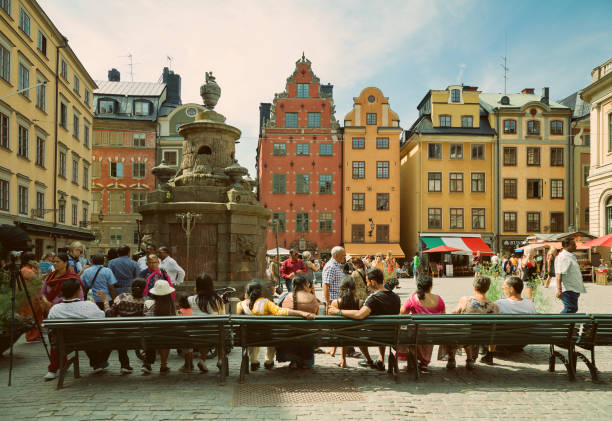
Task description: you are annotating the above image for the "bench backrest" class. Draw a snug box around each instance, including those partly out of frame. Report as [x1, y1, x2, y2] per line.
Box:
[578, 314, 612, 347]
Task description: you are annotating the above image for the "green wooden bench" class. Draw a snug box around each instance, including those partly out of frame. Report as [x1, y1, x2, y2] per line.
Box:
[42, 315, 232, 389]
[232, 315, 412, 383]
[409, 314, 591, 380]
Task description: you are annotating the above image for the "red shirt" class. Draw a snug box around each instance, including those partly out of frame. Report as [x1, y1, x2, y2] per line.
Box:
[280, 258, 306, 281]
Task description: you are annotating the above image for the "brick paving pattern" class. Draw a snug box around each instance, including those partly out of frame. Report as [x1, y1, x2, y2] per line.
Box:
[1, 276, 611, 420]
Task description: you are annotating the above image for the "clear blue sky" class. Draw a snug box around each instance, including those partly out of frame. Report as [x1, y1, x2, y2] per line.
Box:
[42, 0, 612, 175]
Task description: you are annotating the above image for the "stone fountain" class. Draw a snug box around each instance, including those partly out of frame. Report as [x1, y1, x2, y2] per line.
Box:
[140, 72, 271, 292]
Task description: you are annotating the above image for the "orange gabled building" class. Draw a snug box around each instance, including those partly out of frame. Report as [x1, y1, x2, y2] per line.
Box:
[256, 55, 341, 256]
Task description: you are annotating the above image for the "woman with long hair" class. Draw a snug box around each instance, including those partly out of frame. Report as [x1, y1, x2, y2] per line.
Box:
[329, 275, 363, 368]
[350, 257, 368, 301]
[237, 280, 315, 371]
[276, 275, 320, 368]
[521, 250, 537, 299]
[142, 280, 175, 374]
[182, 273, 225, 373]
[544, 246, 558, 288]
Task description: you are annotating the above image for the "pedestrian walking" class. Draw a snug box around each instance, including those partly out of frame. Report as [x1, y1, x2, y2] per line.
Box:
[159, 246, 185, 285]
[280, 249, 306, 292]
[322, 246, 345, 307]
[554, 238, 586, 313]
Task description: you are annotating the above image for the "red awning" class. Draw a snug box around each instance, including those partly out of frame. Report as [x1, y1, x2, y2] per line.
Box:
[461, 237, 495, 255]
[423, 245, 462, 253]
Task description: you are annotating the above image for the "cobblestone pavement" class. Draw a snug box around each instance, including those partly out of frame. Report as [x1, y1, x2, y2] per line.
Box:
[1, 276, 611, 420]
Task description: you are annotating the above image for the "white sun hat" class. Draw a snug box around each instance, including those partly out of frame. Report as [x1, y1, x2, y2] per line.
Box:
[149, 279, 175, 296]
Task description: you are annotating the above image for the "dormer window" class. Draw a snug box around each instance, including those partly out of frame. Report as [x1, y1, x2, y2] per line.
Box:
[98, 99, 115, 114]
[134, 101, 151, 116]
[451, 89, 461, 103]
[297, 84, 309, 98]
[439, 115, 451, 127]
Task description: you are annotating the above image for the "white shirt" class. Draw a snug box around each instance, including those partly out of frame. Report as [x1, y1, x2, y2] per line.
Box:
[48, 299, 105, 319]
[491, 255, 500, 265]
[554, 249, 586, 293]
[495, 298, 537, 314]
[188, 295, 225, 315]
[137, 256, 148, 271]
[160, 255, 185, 284]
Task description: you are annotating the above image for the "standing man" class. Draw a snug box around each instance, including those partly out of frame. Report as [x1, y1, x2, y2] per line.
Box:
[280, 249, 306, 293]
[555, 238, 586, 313]
[322, 246, 345, 308]
[82, 254, 118, 310]
[108, 245, 140, 295]
[159, 246, 185, 285]
[138, 243, 157, 271]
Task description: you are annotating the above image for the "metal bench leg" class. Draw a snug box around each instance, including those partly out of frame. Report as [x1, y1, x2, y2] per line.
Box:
[548, 345, 556, 372]
[56, 332, 67, 390]
[575, 350, 600, 383]
[239, 347, 249, 384]
[219, 343, 225, 386]
[73, 350, 80, 378]
[567, 345, 576, 382]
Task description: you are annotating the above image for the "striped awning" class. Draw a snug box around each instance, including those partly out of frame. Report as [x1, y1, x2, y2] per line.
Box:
[421, 235, 494, 255]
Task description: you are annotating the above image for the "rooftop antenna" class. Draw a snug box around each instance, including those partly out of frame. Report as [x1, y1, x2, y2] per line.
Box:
[119, 53, 140, 82]
[167, 55, 173, 70]
[500, 33, 509, 94]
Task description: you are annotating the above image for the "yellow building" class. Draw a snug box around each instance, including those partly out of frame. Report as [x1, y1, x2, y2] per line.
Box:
[400, 86, 496, 266]
[342, 87, 403, 258]
[0, 0, 96, 256]
[480, 88, 572, 252]
[581, 58, 612, 236]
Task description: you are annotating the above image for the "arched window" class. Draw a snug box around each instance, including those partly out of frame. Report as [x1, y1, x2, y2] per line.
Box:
[606, 196, 612, 234]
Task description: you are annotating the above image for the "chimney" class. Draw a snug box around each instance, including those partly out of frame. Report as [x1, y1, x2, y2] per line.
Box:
[259, 103, 271, 135]
[162, 67, 182, 105]
[320, 83, 334, 96]
[462, 86, 479, 91]
[541, 87, 550, 105]
[521, 88, 534, 94]
[108, 68, 120, 82]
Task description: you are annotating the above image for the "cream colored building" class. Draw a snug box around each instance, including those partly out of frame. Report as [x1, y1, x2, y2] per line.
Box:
[0, 0, 96, 256]
[581, 58, 612, 236]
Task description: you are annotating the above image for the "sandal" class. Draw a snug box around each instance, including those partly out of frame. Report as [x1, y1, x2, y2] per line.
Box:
[347, 351, 362, 359]
[337, 361, 347, 368]
[289, 362, 300, 369]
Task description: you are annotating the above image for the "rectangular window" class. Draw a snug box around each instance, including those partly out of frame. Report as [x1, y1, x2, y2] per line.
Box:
[71, 203, 78, 226]
[527, 147, 541, 166]
[83, 124, 90, 148]
[19, 7, 30, 36]
[131, 191, 147, 211]
[110, 162, 124, 178]
[296, 212, 309, 232]
[428, 208, 442, 229]
[133, 133, 146, 147]
[83, 164, 89, 189]
[296, 174, 310, 193]
[376, 193, 389, 211]
[296, 143, 310, 155]
[132, 230, 140, 245]
[451, 89, 461, 103]
[319, 143, 332, 156]
[503, 119, 516, 134]
[18, 185, 27, 215]
[73, 75, 80, 95]
[471, 173, 485, 192]
[503, 147, 517, 166]
[36, 78, 46, 110]
[134, 101, 150, 116]
[584, 207, 590, 225]
[272, 212, 286, 232]
[17, 125, 28, 158]
[0, 0, 9, 14]
[307, 112, 320, 128]
[0, 111, 8, 148]
[0, 179, 9, 211]
[285, 112, 298, 128]
[551, 179, 564, 199]
[133, 162, 146, 179]
[272, 143, 286, 155]
[60, 103, 67, 128]
[109, 228, 122, 246]
[450, 144, 463, 159]
[376, 137, 389, 149]
[504, 212, 517, 232]
[550, 212, 564, 233]
[503, 178, 517, 198]
[58, 150, 66, 178]
[272, 174, 286, 193]
[92, 161, 101, 178]
[72, 158, 78, 184]
[60, 59, 68, 80]
[461, 115, 473, 128]
[550, 147, 564, 166]
[583, 165, 590, 187]
[98, 100, 114, 114]
[91, 191, 101, 215]
[351, 224, 365, 243]
[84, 89, 90, 106]
[73, 114, 79, 139]
[609, 114, 612, 152]
[527, 120, 540, 135]
[319, 174, 332, 194]
[319, 212, 333, 233]
[428, 143, 442, 159]
[428, 172, 442, 192]
[527, 212, 541, 232]
[18, 63, 29, 98]
[366, 113, 377, 125]
[450, 208, 464, 229]
[0, 43, 9, 82]
[439, 115, 451, 127]
[352, 137, 365, 149]
[376, 161, 389, 178]
[376, 224, 389, 243]
[35, 136, 44, 167]
[352, 161, 365, 179]
[35, 192, 44, 218]
[109, 191, 125, 215]
[163, 150, 177, 166]
[471, 144, 484, 160]
[297, 83, 308, 98]
[58, 202, 65, 223]
[449, 172, 464, 192]
[527, 179, 542, 199]
[472, 208, 485, 229]
[352, 193, 365, 211]
[550, 120, 563, 135]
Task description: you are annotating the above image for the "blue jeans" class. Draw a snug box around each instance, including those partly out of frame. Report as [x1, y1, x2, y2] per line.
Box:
[560, 291, 580, 313]
[284, 278, 292, 292]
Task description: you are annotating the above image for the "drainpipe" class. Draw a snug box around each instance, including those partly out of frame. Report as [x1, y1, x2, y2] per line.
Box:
[568, 116, 575, 230]
[53, 39, 68, 227]
[339, 128, 343, 248]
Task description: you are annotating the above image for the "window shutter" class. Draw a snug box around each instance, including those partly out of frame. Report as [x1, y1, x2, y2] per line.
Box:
[117, 162, 124, 177]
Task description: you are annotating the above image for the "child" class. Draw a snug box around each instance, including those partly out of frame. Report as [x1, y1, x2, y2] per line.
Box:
[329, 275, 363, 368]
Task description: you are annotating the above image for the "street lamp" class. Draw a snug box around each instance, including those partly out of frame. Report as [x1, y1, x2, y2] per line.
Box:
[30, 192, 66, 218]
[368, 218, 376, 237]
[177, 212, 201, 284]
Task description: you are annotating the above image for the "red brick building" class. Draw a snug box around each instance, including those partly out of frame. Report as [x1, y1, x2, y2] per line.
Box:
[257, 55, 341, 256]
